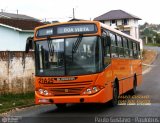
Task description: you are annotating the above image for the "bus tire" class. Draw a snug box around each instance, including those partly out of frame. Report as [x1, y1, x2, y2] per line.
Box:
[110, 82, 119, 107]
[130, 76, 137, 95]
[56, 104, 66, 109]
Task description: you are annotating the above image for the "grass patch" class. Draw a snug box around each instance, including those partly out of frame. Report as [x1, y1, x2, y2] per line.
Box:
[144, 43, 160, 47]
[0, 92, 34, 113]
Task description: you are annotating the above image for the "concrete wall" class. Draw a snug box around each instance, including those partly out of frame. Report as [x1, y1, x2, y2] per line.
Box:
[0, 51, 35, 94]
[0, 26, 33, 51]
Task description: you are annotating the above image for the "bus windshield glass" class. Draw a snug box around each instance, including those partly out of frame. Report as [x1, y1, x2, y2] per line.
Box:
[35, 36, 102, 76]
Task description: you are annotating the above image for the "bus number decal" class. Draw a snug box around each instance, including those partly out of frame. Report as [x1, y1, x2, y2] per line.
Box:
[38, 78, 54, 84]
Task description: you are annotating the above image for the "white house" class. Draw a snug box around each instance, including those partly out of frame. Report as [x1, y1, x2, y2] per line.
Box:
[0, 12, 44, 51]
[94, 10, 143, 49]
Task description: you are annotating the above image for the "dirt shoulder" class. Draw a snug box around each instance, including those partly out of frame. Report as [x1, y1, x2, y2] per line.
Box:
[142, 49, 157, 71]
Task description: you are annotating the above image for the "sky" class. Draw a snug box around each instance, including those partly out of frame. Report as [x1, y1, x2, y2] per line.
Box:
[0, 0, 160, 24]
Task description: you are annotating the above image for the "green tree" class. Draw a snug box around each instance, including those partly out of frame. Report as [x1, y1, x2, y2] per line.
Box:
[155, 33, 160, 44]
[141, 27, 157, 43]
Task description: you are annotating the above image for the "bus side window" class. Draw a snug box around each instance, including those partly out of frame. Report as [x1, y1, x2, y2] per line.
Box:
[117, 35, 124, 58]
[110, 33, 118, 58]
[123, 37, 129, 58]
[102, 30, 111, 67]
[128, 40, 133, 58]
[137, 43, 141, 59]
[133, 42, 138, 58]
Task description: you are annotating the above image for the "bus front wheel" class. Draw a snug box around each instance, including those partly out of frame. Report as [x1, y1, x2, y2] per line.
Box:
[110, 82, 119, 107]
[130, 76, 137, 95]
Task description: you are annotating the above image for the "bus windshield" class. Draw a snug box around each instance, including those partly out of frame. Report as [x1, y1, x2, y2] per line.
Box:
[35, 36, 102, 76]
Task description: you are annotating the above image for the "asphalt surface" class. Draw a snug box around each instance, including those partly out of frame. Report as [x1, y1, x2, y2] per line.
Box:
[144, 46, 160, 52]
[1, 47, 160, 123]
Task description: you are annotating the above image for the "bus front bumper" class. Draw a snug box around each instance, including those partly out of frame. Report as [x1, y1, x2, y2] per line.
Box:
[35, 88, 109, 104]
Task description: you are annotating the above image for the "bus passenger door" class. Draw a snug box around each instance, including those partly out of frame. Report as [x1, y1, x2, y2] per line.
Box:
[101, 31, 113, 101]
[103, 37, 111, 67]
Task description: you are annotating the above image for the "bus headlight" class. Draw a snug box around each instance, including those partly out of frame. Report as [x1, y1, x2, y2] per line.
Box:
[39, 89, 44, 95]
[43, 90, 49, 95]
[86, 88, 92, 94]
[93, 86, 99, 92]
[82, 86, 104, 95]
[38, 89, 50, 96]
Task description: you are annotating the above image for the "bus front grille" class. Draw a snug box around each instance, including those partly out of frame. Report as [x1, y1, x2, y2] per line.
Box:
[48, 81, 92, 96]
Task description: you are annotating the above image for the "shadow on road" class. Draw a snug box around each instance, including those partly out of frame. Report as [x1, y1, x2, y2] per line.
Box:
[41, 103, 113, 115]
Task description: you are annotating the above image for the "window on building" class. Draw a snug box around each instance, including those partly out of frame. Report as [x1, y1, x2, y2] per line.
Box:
[100, 20, 105, 23]
[110, 20, 117, 26]
[122, 19, 129, 25]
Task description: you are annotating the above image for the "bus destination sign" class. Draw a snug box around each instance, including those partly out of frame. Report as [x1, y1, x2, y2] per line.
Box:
[36, 24, 97, 37]
[37, 28, 53, 37]
[57, 24, 97, 34]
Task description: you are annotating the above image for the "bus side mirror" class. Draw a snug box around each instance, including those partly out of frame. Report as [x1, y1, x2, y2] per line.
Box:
[106, 36, 111, 46]
[25, 37, 34, 53]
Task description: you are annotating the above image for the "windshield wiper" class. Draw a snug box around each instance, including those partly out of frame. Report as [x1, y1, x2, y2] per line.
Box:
[72, 34, 83, 54]
[47, 37, 54, 56]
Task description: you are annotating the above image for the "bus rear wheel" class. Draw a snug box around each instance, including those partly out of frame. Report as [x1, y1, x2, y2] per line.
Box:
[130, 76, 137, 95]
[110, 83, 118, 107]
[56, 104, 66, 109]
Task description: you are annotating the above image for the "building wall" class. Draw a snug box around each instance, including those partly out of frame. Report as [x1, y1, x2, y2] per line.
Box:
[0, 51, 35, 94]
[117, 20, 122, 26]
[0, 26, 33, 51]
[104, 21, 110, 26]
[103, 19, 139, 39]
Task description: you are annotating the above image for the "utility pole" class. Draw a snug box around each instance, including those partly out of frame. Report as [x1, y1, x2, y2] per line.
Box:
[73, 8, 75, 19]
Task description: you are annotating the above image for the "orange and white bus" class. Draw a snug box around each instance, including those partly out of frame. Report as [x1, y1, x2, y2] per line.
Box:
[26, 21, 142, 108]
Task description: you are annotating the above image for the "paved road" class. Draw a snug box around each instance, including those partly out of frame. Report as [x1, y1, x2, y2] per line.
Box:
[2, 47, 160, 123]
[144, 46, 160, 52]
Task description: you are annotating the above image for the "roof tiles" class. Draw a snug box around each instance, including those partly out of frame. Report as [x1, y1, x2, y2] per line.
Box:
[94, 10, 141, 21]
[0, 18, 44, 30]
